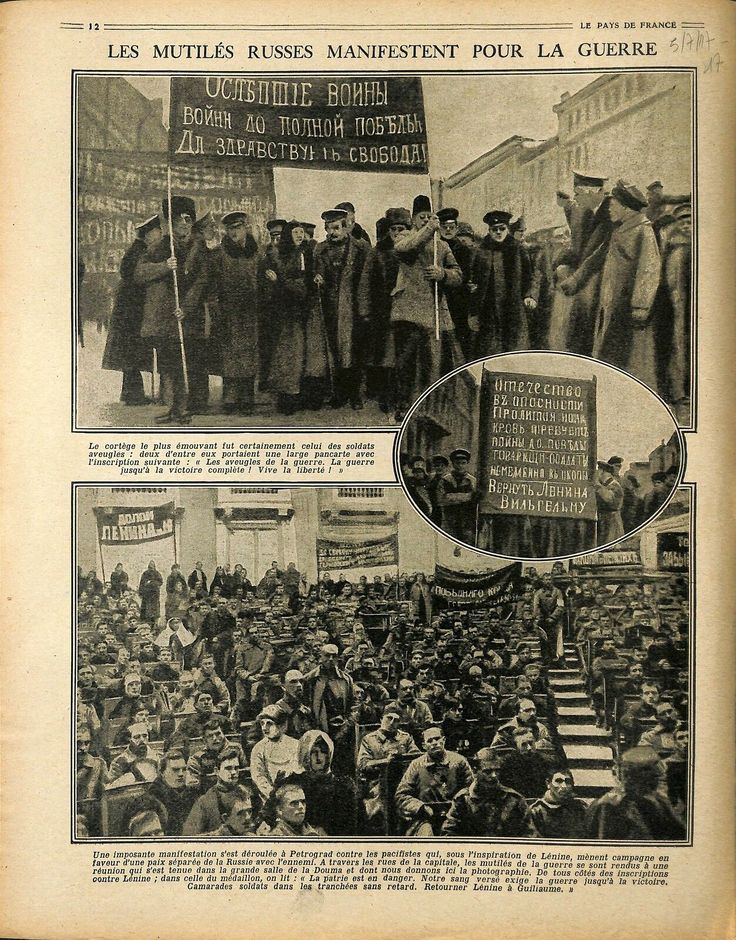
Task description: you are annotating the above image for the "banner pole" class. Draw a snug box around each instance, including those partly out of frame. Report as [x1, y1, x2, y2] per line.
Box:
[167, 165, 189, 397]
[151, 347, 158, 402]
[428, 185, 440, 341]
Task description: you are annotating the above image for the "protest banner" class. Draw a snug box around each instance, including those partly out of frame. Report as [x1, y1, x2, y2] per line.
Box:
[316, 533, 398, 571]
[478, 369, 597, 520]
[433, 561, 522, 608]
[94, 502, 177, 580]
[169, 75, 428, 173]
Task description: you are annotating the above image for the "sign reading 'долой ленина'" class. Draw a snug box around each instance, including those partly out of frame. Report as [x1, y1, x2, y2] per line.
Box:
[169, 76, 428, 173]
[481, 370, 597, 520]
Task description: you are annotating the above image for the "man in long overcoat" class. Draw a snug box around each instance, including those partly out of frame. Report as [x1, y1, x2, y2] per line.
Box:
[314, 208, 369, 409]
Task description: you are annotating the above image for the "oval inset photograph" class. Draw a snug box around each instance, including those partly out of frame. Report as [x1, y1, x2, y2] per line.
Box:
[397, 352, 683, 560]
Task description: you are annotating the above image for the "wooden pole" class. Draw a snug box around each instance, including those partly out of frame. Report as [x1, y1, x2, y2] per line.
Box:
[166, 166, 189, 396]
[428, 187, 440, 341]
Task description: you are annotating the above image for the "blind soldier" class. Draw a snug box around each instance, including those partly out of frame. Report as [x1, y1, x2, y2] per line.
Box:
[314, 207, 369, 409]
[102, 215, 158, 405]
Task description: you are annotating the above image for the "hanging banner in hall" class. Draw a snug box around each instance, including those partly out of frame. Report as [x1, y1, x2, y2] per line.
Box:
[95, 502, 177, 581]
[433, 561, 522, 608]
[478, 369, 598, 520]
[316, 533, 399, 571]
[169, 75, 428, 172]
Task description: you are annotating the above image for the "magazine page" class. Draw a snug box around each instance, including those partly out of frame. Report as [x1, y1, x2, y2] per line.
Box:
[0, 1, 734, 938]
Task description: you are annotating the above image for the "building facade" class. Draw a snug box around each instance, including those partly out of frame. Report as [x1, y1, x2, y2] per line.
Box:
[441, 72, 692, 236]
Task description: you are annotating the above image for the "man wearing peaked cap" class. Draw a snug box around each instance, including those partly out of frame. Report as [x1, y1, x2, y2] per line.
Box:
[265, 218, 286, 240]
[438, 208, 477, 358]
[300, 222, 316, 241]
[470, 207, 533, 356]
[556, 170, 614, 356]
[434, 447, 478, 545]
[212, 208, 260, 416]
[356, 206, 412, 413]
[590, 179, 661, 392]
[102, 214, 160, 406]
[314, 205, 369, 409]
[389, 194, 462, 422]
[335, 201, 371, 245]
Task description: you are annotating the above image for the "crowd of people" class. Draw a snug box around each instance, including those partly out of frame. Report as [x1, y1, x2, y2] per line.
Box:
[76, 558, 689, 840]
[401, 449, 680, 555]
[97, 173, 691, 424]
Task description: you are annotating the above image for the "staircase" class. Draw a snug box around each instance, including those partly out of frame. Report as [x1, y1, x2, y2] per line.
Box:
[549, 643, 617, 800]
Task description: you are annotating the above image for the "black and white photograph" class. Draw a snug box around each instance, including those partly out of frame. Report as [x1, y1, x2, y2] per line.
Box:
[75, 70, 693, 429]
[76, 484, 690, 841]
[398, 352, 683, 558]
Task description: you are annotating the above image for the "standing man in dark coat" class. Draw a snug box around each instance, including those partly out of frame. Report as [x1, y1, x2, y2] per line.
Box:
[102, 215, 159, 405]
[357, 207, 411, 413]
[437, 207, 478, 360]
[470, 210, 533, 356]
[212, 211, 260, 415]
[136, 196, 209, 424]
[314, 208, 369, 409]
[257, 219, 285, 389]
[435, 448, 478, 545]
[557, 172, 614, 355]
[656, 202, 691, 412]
[139, 561, 163, 624]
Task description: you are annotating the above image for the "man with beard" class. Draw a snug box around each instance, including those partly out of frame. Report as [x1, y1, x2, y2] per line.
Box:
[296, 730, 362, 835]
[102, 215, 158, 405]
[529, 767, 588, 838]
[249, 704, 300, 800]
[303, 643, 354, 734]
[586, 745, 686, 840]
[469, 210, 533, 356]
[492, 697, 552, 750]
[395, 725, 474, 835]
[442, 746, 537, 837]
[358, 207, 411, 412]
[136, 195, 209, 424]
[314, 207, 369, 409]
[108, 722, 161, 785]
[183, 749, 257, 836]
[437, 207, 478, 359]
[390, 195, 462, 422]
[148, 748, 197, 835]
[211, 211, 260, 415]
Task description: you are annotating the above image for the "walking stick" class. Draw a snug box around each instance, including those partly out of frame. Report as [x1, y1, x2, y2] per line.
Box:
[166, 166, 189, 396]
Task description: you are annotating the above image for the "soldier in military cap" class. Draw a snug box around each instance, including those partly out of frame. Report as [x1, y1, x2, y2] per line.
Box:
[335, 201, 372, 245]
[434, 448, 478, 545]
[437, 207, 478, 359]
[137, 195, 209, 424]
[470, 209, 533, 356]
